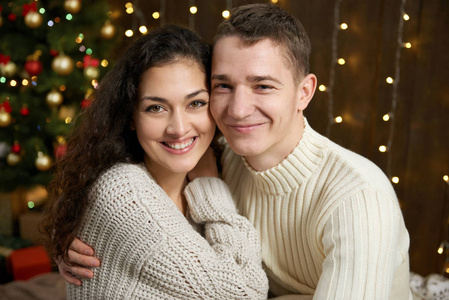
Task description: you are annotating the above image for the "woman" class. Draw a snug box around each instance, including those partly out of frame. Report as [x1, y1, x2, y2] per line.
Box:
[42, 25, 268, 299]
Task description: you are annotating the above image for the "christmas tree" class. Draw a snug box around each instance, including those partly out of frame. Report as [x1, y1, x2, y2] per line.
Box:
[0, 0, 120, 192]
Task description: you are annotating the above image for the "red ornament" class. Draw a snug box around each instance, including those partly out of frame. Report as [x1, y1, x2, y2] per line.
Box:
[81, 99, 92, 109]
[20, 107, 29, 116]
[22, 2, 37, 16]
[11, 143, 21, 154]
[25, 60, 43, 76]
[0, 54, 10, 65]
[8, 14, 16, 22]
[54, 144, 67, 160]
[0, 101, 12, 113]
[83, 55, 99, 68]
[49, 49, 59, 57]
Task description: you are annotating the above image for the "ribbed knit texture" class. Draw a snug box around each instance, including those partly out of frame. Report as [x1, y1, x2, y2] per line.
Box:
[67, 163, 268, 300]
[222, 118, 412, 300]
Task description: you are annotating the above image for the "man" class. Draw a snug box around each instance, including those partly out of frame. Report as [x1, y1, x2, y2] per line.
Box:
[60, 4, 412, 299]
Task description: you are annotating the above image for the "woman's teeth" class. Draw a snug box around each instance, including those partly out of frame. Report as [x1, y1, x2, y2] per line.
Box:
[164, 138, 195, 150]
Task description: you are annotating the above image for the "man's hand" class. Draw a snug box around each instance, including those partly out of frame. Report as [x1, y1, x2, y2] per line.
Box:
[57, 238, 101, 286]
[187, 147, 219, 181]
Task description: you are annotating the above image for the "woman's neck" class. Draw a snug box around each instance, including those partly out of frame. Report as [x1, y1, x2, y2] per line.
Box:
[144, 160, 189, 216]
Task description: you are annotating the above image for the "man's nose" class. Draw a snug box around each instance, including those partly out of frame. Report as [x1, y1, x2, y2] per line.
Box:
[227, 87, 254, 119]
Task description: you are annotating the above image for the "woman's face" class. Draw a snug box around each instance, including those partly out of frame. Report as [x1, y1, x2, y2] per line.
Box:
[133, 59, 215, 177]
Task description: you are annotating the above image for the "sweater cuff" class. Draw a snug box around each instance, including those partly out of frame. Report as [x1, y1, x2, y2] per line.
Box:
[184, 177, 237, 223]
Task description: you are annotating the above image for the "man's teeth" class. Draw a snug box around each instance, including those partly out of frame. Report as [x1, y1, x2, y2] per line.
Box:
[165, 138, 195, 150]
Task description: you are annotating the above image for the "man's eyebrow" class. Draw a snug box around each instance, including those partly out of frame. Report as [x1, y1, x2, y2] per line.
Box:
[211, 74, 229, 81]
[185, 89, 208, 100]
[248, 75, 283, 85]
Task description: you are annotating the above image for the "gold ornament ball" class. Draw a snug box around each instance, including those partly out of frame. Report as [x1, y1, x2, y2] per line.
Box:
[46, 89, 64, 108]
[2, 61, 18, 77]
[24, 11, 43, 28]
[35, 153, 53, 171]
[7, 152, 21, 166]
[101, 22, 116, 39]
[52, 54, 74, 76]
[64, 0, 82, 14]
[84, 66, 100, 80]
[0, 110, 12, 127]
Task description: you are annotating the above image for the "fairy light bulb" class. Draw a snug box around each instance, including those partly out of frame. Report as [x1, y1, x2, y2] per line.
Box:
[10, 80, 17, 87]
[443, 175, 449, 182]
[190, 6, 197, 14]
[404, 42, 412, 48]
[383, 114, 390, 121]
[338, 58, 346, 65]
[222, 10, 230, 19]
[340, 23, 348, 30]
[403, 14, 410, 21]
[386, 77, 394, 84]
[335, 116, 343, 123]
[139, 26, 148, 34]
[392, 177, 399, 184]
[125, 29, 133, 37]
[319, 85, 327, 92]
[438, 245, 444, 254]
[152, 12, 160, 19]
[379, 145, 387, 152]
[126, 7, 133, 14]
[271, 0, 279, 3]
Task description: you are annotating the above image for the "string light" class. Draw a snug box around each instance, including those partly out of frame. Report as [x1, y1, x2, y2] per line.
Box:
[66, 14, 73, 21]
[28, 201, 35, 209]
[152, 12, 160, 19]
[139, 26, 148, 34]
[403, 13, 410, 21]
[271, 0, 279, 3]
[101, 59, 108, 67]
[404, 42, 412, 48]
[10, 80, 17, 87]
[383, 114, 390, 121]
[125, 29, 133, 37]
[444, 175, 449, 182]
[222, 10, 230, 19]
[379, 145, 387, 152]
[319, 85, 327, 92]
[335, 116, 343, 123]
[22, 79, 29, 86]
[340, 23, 348, 30]
[338, 58, 345, 65]
[386, 77, 394, 84]
[325, 0, 344, 137]
[190, 6, 197, 14]
[189, 0, 196, 29]
[392, 177, 399, 184]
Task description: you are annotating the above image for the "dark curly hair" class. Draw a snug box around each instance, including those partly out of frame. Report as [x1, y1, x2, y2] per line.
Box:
[41, 25, 213, 263]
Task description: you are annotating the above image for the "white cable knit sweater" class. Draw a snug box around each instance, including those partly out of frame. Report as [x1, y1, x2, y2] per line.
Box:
[222, 118, 412, 300]
[67, 163, 269, 299]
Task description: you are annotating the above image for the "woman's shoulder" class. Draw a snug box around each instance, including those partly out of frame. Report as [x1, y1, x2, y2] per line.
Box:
[90, 162, 155, 198]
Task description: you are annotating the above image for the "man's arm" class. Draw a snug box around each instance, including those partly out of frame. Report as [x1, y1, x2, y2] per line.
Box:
[314, 190, 409, 299]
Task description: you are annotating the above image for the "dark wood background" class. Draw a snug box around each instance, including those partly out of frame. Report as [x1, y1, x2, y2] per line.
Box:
[108, 0, 449, 277]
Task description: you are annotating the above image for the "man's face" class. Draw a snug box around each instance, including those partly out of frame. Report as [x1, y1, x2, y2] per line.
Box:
[210, 36, 305, 171]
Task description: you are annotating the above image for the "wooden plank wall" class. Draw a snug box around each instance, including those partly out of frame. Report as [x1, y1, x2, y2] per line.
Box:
[108, 0, 449, 277]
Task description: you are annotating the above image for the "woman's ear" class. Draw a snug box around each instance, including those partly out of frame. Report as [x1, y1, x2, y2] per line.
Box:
[297, 73, 317, 112]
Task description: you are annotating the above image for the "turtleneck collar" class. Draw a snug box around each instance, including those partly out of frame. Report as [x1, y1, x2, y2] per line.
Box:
[241, 118, 328, 195]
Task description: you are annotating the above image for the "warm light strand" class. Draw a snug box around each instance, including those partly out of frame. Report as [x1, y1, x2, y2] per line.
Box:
[189, 0, 196, 29]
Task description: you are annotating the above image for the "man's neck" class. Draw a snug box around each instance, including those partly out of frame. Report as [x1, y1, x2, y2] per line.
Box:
[244, 117, 305, 172]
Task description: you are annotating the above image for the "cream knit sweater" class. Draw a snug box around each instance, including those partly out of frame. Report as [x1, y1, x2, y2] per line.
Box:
[67, 163, 269, 299]
[222, 118, 412, 300]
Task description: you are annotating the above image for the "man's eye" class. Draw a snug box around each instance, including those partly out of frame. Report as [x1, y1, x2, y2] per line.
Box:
[190, 101, 206, 108]
[214, 83, 230, 89]
[146, 105, 163, 112]
[257, 85, 273, 90]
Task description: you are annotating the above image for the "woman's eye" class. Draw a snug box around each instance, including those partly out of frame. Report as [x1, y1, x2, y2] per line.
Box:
[146, 105, 163, 112]
[190, 100, 206, 108]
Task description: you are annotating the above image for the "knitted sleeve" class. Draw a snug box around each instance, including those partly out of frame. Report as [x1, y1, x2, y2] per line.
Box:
[313, 189, 410, 300]
[184, 177, 269, 299]
[68, 164, 268, 300]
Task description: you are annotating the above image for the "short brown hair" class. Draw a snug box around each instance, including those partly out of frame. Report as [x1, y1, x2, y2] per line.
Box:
[214, 3, 311, 81]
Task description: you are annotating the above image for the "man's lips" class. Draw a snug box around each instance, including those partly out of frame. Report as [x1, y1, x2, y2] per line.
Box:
[227, 123, 264, 134]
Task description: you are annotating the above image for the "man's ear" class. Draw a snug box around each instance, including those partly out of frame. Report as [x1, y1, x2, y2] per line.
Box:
[297, 73, 317, 112]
